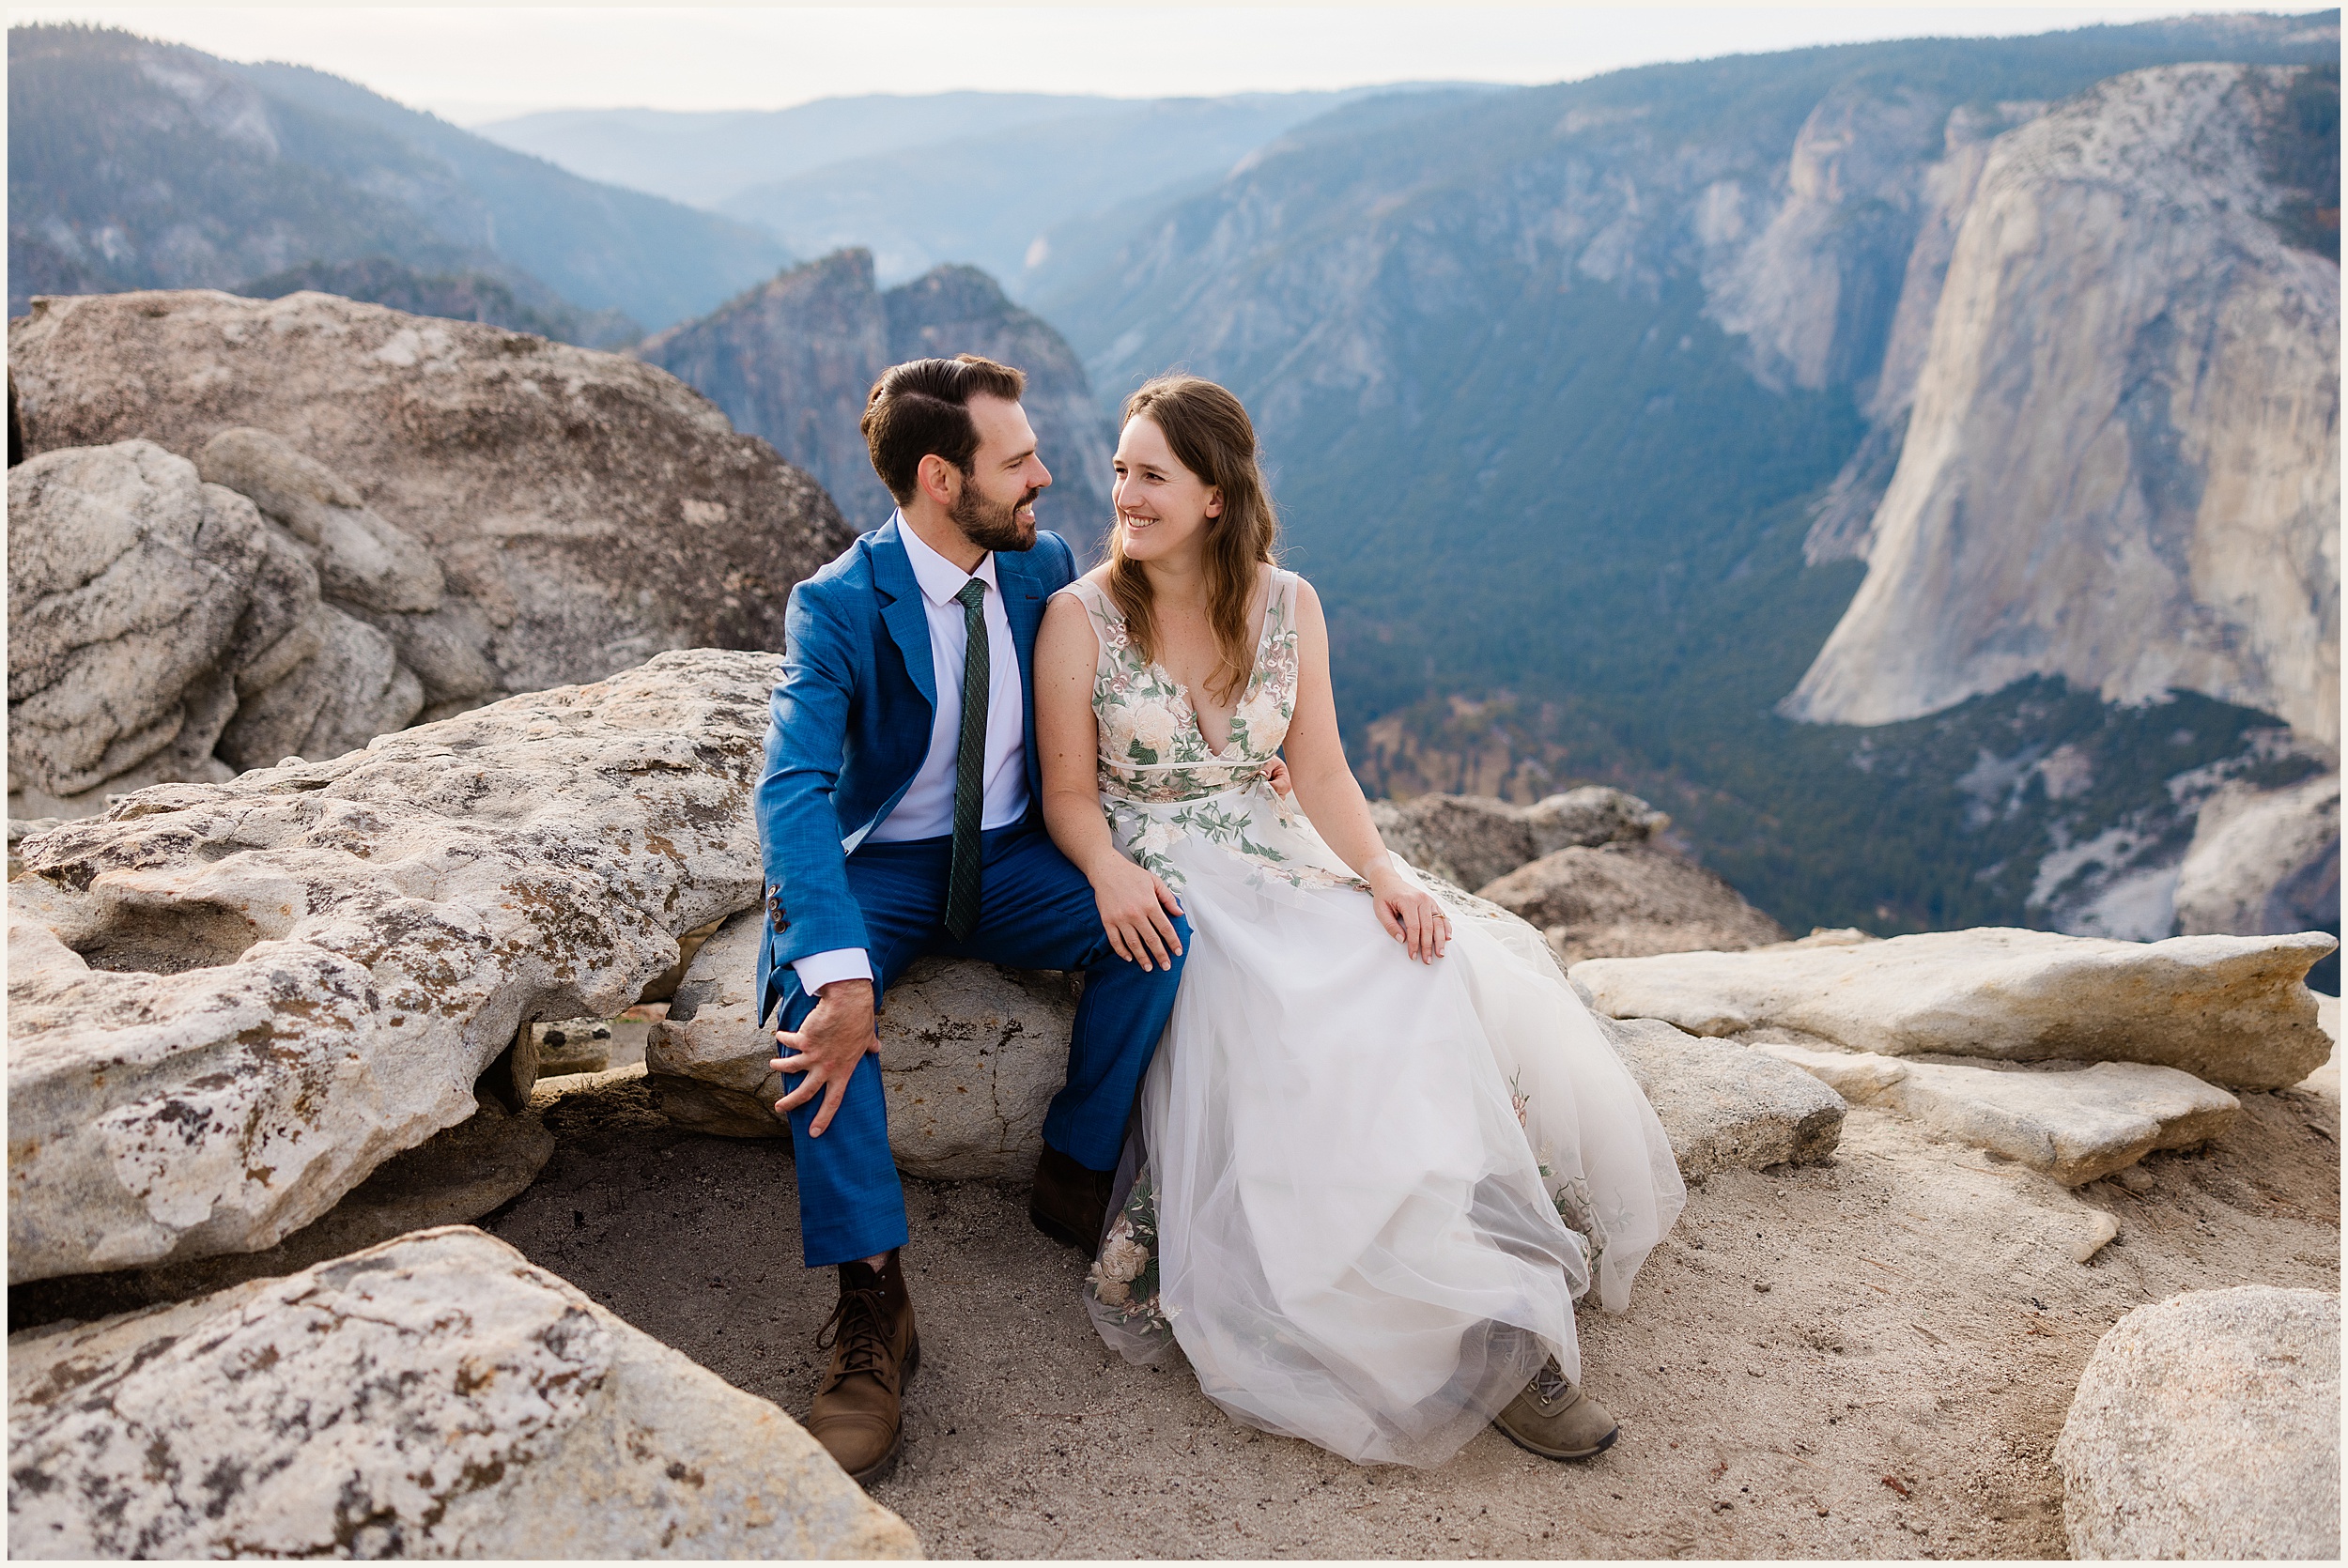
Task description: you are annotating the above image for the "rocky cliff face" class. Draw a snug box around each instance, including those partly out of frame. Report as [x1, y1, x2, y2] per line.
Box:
[1785, 65, 2340, 750]
[1029, 18, 2337, 941]
[8, 289, 849, 812]
[638, 249, 1114, 550]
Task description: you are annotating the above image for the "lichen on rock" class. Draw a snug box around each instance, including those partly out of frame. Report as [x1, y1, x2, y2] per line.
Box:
[7, 649, 773, 1284]
[4, 1226, 920, 1559]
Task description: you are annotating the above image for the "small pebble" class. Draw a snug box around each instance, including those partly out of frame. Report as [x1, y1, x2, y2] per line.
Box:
[1753, 1280, 1771, 1293]
[2116, 1164, 2155, 1193]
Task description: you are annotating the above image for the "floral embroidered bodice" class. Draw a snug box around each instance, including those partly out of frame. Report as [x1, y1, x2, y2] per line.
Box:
[1064, 572, 1300, 806]
[1062, 570, 1360, 897]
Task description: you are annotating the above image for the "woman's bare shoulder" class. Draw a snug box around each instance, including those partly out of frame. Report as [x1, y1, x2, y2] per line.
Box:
[1040, 581, 1102, 651]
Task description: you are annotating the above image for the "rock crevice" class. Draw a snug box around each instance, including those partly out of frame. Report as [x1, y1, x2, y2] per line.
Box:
[7, 650, 773, 1284]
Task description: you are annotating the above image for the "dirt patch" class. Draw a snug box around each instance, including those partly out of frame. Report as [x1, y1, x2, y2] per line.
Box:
[483, 1077, 2338, 1559]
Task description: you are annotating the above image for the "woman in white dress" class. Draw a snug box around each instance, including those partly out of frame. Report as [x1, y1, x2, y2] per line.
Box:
[1031, 375, 1686, 1468]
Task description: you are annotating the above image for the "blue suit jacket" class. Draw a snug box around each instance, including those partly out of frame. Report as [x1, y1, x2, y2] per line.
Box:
[754, 516, 1079, 1026]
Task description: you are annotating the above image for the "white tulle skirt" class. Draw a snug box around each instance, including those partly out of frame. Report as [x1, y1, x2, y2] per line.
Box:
[1084, 780, 1687, 1468]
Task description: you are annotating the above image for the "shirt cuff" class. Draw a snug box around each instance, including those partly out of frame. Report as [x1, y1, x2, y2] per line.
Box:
[794, 948, 873, 995]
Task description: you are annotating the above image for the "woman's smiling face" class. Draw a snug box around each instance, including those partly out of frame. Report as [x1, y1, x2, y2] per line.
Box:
[1113, 413, 1221, 563]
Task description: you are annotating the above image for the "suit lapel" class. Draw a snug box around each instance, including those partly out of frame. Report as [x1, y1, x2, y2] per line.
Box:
[996, 547, 1047, 667]
[996, 546, 1052, 807]
[871, 518, 936, 709]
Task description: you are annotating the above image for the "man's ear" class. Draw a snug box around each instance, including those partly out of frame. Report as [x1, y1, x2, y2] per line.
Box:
[916, 453, 960, 509]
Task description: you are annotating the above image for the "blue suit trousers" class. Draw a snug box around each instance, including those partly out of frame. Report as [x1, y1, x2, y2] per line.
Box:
[774, 819, 1187, 1268]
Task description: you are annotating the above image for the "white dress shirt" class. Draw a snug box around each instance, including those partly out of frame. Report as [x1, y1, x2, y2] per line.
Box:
[794, 515, 1031, 996]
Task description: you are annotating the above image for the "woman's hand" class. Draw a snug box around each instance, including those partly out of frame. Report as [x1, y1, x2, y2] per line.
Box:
[1264, 756, 1293, 797]
[1367, 858, 1450, 962]
[1089, 854, 1186, 971]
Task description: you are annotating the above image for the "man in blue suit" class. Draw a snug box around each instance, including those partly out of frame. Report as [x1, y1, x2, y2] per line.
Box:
[756, 354, 1188, 1483]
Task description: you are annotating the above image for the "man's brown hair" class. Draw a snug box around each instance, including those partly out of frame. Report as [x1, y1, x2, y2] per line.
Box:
[859, 354, 1027, 503]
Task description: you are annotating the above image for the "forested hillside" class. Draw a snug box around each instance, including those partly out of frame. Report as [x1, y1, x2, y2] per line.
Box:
[1033, 12, 2340, 942]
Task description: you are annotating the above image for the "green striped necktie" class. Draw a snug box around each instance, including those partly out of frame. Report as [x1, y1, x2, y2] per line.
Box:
[945, 576, 990, 939]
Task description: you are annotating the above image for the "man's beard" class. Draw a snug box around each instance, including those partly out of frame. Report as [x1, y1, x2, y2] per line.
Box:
[953, 482, 1040, 553]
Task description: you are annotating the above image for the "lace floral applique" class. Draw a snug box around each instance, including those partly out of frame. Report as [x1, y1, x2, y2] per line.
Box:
[1087, 1173, 1174, 1343]
[1550, 1173, 1609, 1290]
[1511, 1071, 1607, 1295]
[1105, 793, 1364, 895]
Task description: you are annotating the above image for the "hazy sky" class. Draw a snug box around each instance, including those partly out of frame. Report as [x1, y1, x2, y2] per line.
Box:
[12, 2, 2305, 124]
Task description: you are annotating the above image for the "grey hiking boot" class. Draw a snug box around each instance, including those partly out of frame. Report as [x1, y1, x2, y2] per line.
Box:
[1492, 1358, 1619, 1460]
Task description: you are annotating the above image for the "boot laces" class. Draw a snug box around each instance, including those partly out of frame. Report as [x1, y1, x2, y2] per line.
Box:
[818, 1286, 892, 1381]
[1530, 1358, 1573, 1406]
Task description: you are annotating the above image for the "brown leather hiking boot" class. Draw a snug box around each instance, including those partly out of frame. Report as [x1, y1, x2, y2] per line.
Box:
[1029, 1145, 1116, 1250]
[808, 1253, 919, 1485]
[1492, 1358, 1619, 1460]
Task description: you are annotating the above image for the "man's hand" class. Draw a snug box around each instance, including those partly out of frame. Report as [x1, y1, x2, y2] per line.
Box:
[772, 978, 880, 1137]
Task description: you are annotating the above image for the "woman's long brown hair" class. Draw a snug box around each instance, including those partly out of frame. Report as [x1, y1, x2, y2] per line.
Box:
[1108, 376, 1281, 704]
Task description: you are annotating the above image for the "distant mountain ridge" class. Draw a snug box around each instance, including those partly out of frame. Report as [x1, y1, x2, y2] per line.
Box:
[7, 23, 786, 329]
[476, 93, 1158, 208]
[714, 92, 1415, 292]
[637, 250, 1115, 547]
[478, 86, 1473, 297]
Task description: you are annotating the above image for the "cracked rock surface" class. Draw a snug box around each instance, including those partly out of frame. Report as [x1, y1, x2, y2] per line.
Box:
[7, 440, 281, 809]
[6, 649, 771, 1284]
[4, 1225, 919, 1559]
[1599, 1017, 1846, 1179]
[1572, 927, 2338, 1088]
[1481, 841, 1788, 966]
[1754, 1040, 2240, 1184]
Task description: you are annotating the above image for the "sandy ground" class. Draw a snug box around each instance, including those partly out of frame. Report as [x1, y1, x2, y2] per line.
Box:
[486, 1067, 2340, 1560]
